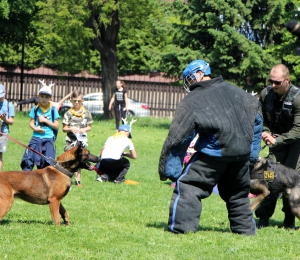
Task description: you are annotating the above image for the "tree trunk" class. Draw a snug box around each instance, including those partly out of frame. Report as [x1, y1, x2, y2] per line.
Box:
[101, 49, 118, 119]
[85, 1, 120, 119]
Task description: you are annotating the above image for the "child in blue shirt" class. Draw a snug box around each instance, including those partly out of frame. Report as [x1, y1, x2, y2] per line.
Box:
[21, 80, 60, 170]
[0, 84, 15, 171]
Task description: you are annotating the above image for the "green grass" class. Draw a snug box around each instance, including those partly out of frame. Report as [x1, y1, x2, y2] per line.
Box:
[0, 113, 298, 260]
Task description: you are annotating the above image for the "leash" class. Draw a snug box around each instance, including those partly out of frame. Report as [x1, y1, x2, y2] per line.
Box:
[0, 132, 56, 165]
[1, 132, 81, 185]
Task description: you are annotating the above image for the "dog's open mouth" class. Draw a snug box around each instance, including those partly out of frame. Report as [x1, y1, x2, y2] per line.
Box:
[83, 161, 94, 171]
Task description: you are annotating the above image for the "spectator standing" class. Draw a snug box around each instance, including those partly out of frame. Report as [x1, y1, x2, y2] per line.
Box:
[62, 90, 93, 187]
[20, 81, 59, 170]
[0, 84, 15, 171]
[158, 59, 262, 235]
[255, 64, 300, 229]
[109, 80, 129, 130]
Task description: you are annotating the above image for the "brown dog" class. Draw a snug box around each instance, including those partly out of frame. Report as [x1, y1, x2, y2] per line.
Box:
[0, 145, 99, 225]
[250, 157, 300, 228]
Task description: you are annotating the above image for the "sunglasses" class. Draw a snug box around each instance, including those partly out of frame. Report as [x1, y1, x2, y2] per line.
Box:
[71, 99, 83, 103]
[269, 79, 286, 86]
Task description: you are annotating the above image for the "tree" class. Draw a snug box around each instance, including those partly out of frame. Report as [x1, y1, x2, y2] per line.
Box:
[117, 0, 172, 74]
[32, 0, 170, 119]
[83, 0, 120, 119]
[158, 0, 299, 89]
[270, 0, 300, 83]
[33, 0, 94, 73]
[0, 0, 9, 19]
[0, 0, 39, 65]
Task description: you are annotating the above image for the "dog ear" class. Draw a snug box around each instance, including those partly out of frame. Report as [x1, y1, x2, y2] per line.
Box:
[253, 157, 266, 171]
[75, 143, 83, 157]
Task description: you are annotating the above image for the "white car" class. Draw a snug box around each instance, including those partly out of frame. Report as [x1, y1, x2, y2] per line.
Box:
[60, 92, 150, 117]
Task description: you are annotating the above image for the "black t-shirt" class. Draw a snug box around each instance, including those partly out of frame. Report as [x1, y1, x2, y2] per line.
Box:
[115, 88, 127, 106]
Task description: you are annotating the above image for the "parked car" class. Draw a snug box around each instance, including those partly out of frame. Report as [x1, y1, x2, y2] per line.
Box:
[60, 92, 150, 117]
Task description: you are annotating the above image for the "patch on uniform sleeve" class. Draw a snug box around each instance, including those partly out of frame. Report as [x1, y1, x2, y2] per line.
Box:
[264, 171, 275, 180]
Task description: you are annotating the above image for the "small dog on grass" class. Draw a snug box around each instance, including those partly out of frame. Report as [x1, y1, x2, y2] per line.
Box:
[250, 157, 300, 229]
[0, 144, 99, 225]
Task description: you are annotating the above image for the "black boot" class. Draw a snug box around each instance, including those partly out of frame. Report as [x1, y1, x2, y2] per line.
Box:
[283, 215, 295, 229]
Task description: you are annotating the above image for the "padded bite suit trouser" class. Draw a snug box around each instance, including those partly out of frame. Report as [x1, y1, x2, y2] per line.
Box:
[168, 153, 256, 235]
[255, 142, 300, 222]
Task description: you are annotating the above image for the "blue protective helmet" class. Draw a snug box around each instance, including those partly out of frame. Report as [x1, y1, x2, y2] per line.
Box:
[182, 60, 211, 92]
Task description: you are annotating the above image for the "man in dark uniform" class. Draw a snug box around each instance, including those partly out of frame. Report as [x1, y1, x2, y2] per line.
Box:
[158, 59, 263, 235]
[255, 64, 300, 229]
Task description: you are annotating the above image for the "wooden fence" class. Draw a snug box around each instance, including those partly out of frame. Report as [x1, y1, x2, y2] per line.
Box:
[0, 66, 187, 117]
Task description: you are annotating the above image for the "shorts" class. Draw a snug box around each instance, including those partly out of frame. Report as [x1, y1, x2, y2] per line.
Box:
[0, 136, 8, 152]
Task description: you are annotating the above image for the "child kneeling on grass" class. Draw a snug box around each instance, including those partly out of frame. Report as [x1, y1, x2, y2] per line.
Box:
[94, 124, 137, 183]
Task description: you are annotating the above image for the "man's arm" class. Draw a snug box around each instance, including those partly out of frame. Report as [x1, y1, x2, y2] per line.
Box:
[275, 95, 300, 146]
[158, 107, 196, 181]
[56, 93, 72, 109]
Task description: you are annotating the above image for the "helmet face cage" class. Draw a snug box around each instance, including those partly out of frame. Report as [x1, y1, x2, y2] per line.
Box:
[183, 73, 198, 92]
[182, 61, 210, 92]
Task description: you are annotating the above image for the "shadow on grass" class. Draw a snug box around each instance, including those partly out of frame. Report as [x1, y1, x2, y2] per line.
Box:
[146, 222, 231, 233]
[253, 218, 292, 229]
[1, 219, 55, 226]
[148, 218, 290, 233]
[139, 122, 171, 130]
[163, 181, 174, 186]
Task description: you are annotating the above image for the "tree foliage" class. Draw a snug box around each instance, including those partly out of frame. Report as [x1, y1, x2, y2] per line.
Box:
[2, 0, 300, 107]
[117, 0, 171, 74]
[0, 0, 39, 65]
[32, 0, 167, 119]
[158, 0, 291, 88]
[33, 0, 94, 73]
[0, 0, 9, 19]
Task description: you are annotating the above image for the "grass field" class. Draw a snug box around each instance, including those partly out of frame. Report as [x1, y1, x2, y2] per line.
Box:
[0, 112, 299, 260]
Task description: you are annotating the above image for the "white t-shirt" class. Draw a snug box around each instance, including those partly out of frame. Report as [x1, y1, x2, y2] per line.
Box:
[101, 135, 135, 160]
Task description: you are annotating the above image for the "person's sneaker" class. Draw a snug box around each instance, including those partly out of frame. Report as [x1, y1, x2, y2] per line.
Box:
[257, 218, 269, 229]
[96, 177, 103, 182]
[114, 179, 125, 184]
[75, 183, 82, 187]
[100, 174, 109, 182]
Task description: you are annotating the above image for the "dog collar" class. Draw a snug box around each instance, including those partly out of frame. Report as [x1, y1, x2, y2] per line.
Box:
[251, 163, 277, 181]
[54, 163, 74, 178]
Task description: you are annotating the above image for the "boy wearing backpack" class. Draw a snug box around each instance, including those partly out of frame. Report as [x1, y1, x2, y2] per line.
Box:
[62, 90, 93, 187]
[20, 81, 59, 170]
[0, 84, 15, 172]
